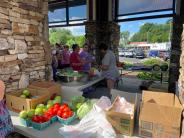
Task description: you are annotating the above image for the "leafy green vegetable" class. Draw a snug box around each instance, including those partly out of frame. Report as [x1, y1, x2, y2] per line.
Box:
[71, 96, 85, 111]
[77, 100, 94, 119]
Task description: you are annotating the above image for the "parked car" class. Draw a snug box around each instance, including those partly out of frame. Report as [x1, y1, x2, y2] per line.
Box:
[124, 50, 134, 58]
[118, 49, 124, 57]
[159, 51, 170, 61]
[149, 50, 170, 61]
[148, 50, 159, 57]
[134, 49, 145, 59]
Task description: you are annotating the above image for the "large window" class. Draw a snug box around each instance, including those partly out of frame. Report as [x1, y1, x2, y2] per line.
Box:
[49, 0, 86, 27]
[116, 0, 175, 21]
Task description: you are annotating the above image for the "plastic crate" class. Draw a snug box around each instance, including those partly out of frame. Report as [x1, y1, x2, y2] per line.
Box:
[20, 118, 32, 127]
[57, 112, 76, 125]
[50, 116, 57, 124]
[32, 121, 50, 130]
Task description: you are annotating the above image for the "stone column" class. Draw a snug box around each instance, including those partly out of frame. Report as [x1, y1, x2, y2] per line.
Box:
[85, 21, 120, 64]
[176, 0, 184, 136]
[85, 0, 120, 64]
[0, 0, 50, 92]
[168, 15, 182, 93]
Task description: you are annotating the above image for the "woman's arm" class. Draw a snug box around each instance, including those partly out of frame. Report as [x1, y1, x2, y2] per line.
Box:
[100, 64, 109, 71]
[0, 80, 5, 100]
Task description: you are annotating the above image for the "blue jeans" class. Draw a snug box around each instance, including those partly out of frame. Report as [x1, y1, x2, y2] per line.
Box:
[52, 66, 57, 81]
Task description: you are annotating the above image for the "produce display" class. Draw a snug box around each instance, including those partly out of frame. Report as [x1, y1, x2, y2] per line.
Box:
[57, 68, 83, 77]
[20, 89, 31, 98]
[19, 95, 75, 130]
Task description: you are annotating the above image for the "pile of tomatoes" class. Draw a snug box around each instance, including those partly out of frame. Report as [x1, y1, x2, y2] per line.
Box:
[45, 103, 73, 119]
[32, 115, 49, 123]
[31, 103, 74, 124]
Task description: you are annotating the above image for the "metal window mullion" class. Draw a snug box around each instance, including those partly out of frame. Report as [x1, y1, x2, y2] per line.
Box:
[173, 0, 176, 14]
[114, 0, 118, 21]
[66, 0, 69, 25]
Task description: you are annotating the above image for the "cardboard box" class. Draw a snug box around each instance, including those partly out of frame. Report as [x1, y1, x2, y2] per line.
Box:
[105, 92, 137, 136]
[28, 81, 61, 99]
[139, 91, 182, 138]
[6, 88, 50, 112]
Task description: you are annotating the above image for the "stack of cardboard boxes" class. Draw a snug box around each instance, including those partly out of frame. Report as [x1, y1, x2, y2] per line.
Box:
[139, 91, 183, 138]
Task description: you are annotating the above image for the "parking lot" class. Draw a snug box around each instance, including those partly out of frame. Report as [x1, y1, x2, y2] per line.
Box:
[119, 57, 146, 63]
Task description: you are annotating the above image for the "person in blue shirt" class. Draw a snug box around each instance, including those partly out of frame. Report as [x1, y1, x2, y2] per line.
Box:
[0, 80, 14, 138]
[79, 44, 94, 72]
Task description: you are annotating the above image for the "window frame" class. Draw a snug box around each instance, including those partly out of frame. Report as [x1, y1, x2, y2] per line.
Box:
[115, 0, 176, 22]
[48, 0, 86, 28]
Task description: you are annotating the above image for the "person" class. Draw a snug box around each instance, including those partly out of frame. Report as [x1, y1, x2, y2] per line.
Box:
[61, 45, 70, 68]
[70, 44, 84, 71]
[79, 44, 94, 72]
[0, 80, 14, 138]
[99, 43, 120, 91]
[51, 50, 58, 81]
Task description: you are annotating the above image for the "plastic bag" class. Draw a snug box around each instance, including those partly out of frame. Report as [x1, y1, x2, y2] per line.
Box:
[113, 96, 134, 115]
[58, 97, 116, 138]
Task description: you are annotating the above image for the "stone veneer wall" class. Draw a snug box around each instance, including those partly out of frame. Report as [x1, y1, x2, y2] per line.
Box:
[85, 21, 120, 63]
[0, 0, 51, 92]
[177, 1, 184, 136]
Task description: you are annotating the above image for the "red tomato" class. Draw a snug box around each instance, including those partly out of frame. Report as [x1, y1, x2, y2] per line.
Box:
[59, 105, 66, 111]
[63, 107, 70, 112]
[53, 108, 58, 115]
[57, 110, 63, 117]
[54, 103, 61, 109]
[32, 115, 40, 123]
[39, 116, 44, 123]
[62, 112, 69, 119]
[63, 103, 68, 107]
[44, 113, 52, 120]
[68, 110, 73, 117]
[47, 109, 54, 117]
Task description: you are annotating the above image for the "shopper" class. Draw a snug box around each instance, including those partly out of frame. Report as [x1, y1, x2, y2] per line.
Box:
[70, 44, 84, 71]
[99, 43, 120, 91]
[61, 45, 70, 68]
[79, 44, 94, 72]
[0, 80, 14, 138]
[51, 50, 59, 81]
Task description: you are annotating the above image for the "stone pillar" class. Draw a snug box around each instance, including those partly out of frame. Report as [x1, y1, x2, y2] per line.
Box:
[176, 0, 184, 136]
[168, 15, 182, 93]
[85, 21, 120, 64]
[85, 0, 120, 64]
[0, 0, 50, 92]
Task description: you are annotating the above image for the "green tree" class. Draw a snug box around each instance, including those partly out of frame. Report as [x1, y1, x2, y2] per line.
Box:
[130, 21, 172, 43]
[75, 36, 85, 47]
[49, 28, 74, 45]
[120, 31, 130, 47]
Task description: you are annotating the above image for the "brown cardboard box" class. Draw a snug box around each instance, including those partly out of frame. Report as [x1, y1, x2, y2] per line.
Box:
[105, 94, 137, 136]
[139, 91, 182, 138]
[6, 88, 50, 112]
[28, 81, 61, 99]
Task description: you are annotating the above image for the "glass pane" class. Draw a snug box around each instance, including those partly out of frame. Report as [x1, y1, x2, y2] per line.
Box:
[118, 0, 174, 15]
[49, 8, 66, 23]
[69, 5, 86, 20]
[68, 0, 86, 20]
[118, 11, 173, 20]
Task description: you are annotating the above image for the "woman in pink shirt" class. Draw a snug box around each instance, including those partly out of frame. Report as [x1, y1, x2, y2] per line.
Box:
[61, 45, 70, 68]
[70, 44, 84, 71]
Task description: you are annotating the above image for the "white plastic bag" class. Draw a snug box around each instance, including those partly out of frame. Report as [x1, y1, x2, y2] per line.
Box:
[58, 97, 116, 138]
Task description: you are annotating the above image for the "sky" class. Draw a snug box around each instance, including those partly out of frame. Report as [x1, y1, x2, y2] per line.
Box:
[119, 17, 172, 36]
[62, 17, 171, 36]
